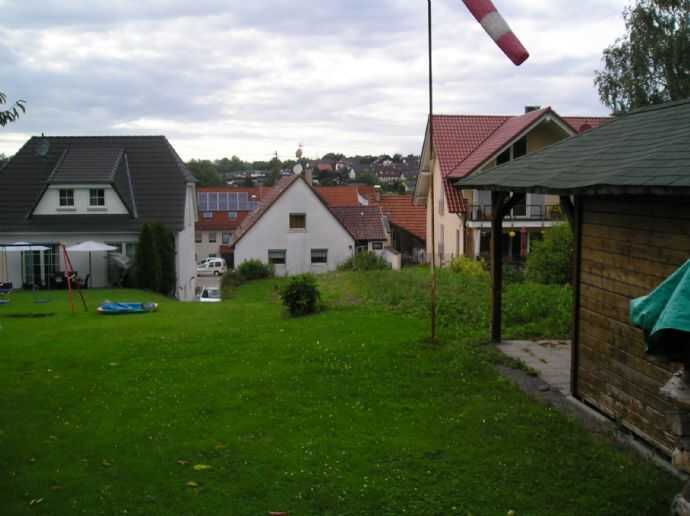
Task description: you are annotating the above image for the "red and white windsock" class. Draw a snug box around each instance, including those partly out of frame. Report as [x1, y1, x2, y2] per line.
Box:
[462, 0, 530, 66]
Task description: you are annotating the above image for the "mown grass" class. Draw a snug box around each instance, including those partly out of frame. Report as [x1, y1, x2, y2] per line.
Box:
[0, 273, 681, 516]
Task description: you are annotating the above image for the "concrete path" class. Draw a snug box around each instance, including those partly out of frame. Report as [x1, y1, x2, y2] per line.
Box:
[497, 340, 571, 395]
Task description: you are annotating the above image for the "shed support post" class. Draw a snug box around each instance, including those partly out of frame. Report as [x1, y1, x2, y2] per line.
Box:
[490, 192, 507, 343]
[490, 192, 525, 343]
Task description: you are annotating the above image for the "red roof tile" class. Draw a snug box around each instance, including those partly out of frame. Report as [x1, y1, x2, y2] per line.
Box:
[330, 206, 388, 241]
[315, 186, 360, 207]
[429, 111, 610, 213]
[196, 211, 251, 231]
[381, 195, 426, 242]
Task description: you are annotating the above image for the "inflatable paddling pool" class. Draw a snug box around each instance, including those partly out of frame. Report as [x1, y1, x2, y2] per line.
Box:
[97, 302, 158, 315]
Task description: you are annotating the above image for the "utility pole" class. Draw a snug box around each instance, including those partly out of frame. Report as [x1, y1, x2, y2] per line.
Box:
[428, 0, 438, 344]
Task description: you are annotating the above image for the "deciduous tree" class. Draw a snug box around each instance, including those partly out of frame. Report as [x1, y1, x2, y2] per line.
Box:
[594, 0, 690, 113]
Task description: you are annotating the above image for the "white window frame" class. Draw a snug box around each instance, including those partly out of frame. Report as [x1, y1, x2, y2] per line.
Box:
[311, 248, 328, 264]
[89, 188, 105, 207]
[289, 213, 306, 231]
[59, 189, 74, 207]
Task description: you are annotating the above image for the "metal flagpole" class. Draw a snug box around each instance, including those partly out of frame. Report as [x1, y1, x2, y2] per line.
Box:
[428, 0, 438, 344]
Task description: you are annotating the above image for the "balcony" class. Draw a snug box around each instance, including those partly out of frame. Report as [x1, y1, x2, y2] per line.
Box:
[467, 203, 563, 222]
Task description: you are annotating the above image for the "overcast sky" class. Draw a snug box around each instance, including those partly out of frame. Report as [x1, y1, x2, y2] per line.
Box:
[0, 0, 627, 161]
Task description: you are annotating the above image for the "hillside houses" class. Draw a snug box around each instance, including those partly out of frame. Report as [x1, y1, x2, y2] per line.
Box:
[194, 176, 426, 273]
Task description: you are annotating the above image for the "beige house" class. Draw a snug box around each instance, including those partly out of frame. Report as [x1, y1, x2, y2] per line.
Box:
[413, 107, 609, 264]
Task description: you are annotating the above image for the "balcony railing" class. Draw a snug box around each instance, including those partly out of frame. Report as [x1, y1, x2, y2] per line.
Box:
[467, 203, 563, 222]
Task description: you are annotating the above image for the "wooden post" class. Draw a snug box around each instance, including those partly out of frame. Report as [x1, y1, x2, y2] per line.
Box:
[490, 191, 506, 343]
[570, 196, 583, 396]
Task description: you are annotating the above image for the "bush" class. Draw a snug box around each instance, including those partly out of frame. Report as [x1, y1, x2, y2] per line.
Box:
[502, 263, 525, 284]
[337, 251, 390, 271]
[237, 259, 273, 281]
[449, 256, 488, 278]
[135, 224, 161, 292]
[152, 223, 176, 296]
[280, 274, 321, 317]
[525, 224, 574, 285]
[221, 269, 244, 293]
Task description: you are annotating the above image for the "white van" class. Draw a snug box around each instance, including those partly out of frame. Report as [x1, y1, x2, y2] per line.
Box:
[196, 257, 227, 276]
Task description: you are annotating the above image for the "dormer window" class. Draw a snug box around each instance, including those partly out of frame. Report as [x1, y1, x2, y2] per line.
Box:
[89, 188, 105, 207]
[59, 189, 74, 207]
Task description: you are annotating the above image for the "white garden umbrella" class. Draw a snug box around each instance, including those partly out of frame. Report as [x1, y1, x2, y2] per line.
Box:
[65, 241, 118, 287]
[1, 242, 50, 287]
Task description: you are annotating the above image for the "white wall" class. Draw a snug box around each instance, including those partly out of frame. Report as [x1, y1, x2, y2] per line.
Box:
[235, 179, 355, 275]
[176, 183, 197, 301]
[33, 185, 129, 215]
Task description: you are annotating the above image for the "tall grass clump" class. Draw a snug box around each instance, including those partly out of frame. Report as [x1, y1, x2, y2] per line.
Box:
[337, 251, 390, 271]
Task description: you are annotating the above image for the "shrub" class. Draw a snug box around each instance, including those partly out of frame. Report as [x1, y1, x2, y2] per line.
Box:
[449, 256, 488, 278]
[280, 274, 321, 317]
[525, 224, 574, 285]
[221, 269, 244, 293]
[135, 224, 161, 292]
[237, 259, 273, 281]
[337, 251, 390, 271]
[502, 263, 525, 284]
[152, 223, 176, 296]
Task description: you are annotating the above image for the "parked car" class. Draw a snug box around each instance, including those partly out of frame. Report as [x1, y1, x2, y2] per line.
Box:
[198, 286, 222, 303]
[196, 257, 227, 276]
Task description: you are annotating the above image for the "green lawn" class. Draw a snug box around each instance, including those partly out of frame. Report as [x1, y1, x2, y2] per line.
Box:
[0, 272, 681, 515]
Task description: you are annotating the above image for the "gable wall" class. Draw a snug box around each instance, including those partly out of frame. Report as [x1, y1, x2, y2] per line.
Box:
[235, 180, 355, 275]
[33, 185, 129, 215]
[576, 195, 689, 454]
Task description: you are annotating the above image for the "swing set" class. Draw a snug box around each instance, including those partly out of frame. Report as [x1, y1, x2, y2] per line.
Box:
[0, 243, 88, 313]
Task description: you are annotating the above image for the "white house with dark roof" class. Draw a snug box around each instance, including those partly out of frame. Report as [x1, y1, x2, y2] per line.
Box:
[0, 135, 197, 300]
[231, 174, 392, 275]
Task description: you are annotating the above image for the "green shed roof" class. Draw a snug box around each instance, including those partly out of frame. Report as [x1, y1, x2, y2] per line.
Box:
[456, 99, 690, 196]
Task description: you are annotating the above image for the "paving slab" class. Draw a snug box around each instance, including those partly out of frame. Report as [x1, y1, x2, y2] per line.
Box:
[497, 340, 571, 395]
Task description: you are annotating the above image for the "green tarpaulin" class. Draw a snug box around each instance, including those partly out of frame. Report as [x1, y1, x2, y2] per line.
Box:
[630, 259, 690, 359]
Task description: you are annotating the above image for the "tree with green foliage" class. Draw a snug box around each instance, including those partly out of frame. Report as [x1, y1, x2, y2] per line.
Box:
[265, 154, 282, 187]
[382, 180, 406, 195]
[322, 152, 345, 162]
[186, 159, 223, 186]
[525, 224, 574, 285]
[0, 153, 9, 167]
[0, 92, 26, 126]
[215, 155, 247, 175]
[152, 223, 176, 296]
[240, 173, 255, 187]
[594, 0, 690, 113]
[135, 224, 161, 291]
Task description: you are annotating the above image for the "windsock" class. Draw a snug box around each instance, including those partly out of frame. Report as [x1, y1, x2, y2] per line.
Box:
[462, 0, 530, 66]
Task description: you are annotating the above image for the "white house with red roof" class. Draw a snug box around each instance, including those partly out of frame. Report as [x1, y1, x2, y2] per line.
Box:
[414, 106, 608, 264]
[231, 175, 393, 275]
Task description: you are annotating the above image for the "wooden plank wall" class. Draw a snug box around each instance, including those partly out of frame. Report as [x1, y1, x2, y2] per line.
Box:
[578, 195, 690, 454]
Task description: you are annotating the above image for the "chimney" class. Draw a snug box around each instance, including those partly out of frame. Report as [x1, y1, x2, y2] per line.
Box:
[525, 105, 541, 113]
[374, 184, 382, 202]
[304, 167, 313, 185]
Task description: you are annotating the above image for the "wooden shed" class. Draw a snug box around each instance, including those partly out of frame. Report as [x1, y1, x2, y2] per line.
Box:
[457, 99, 690, 454]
